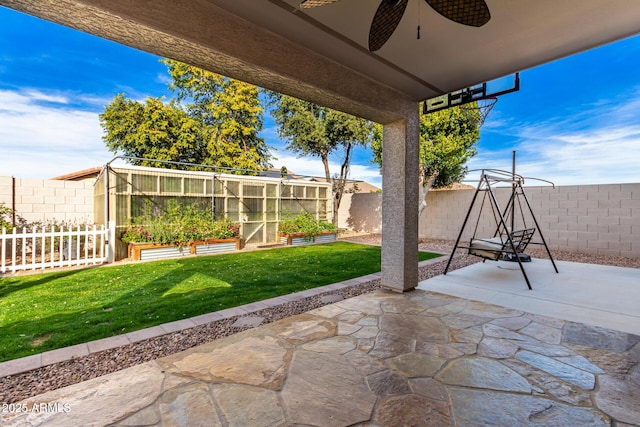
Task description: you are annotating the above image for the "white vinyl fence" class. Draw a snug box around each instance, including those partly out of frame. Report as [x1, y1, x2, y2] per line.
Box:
[1, 225, 110, 273]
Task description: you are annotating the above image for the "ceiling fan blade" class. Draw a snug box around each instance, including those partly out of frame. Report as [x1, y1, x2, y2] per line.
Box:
[300, 0, 341, 9]
[425, 0, 490, 27]
[369, 0, 409, 52]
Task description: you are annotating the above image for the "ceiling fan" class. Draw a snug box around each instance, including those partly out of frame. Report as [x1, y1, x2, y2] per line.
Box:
[300, 0, 491, 52]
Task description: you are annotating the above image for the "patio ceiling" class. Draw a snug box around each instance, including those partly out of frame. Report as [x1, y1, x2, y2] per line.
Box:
[3, 0, 640, 123]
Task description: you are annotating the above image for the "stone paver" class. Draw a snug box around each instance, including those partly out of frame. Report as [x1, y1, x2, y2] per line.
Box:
[449, 388, 610, 426]
[500, 358, 591, 406]
[212, 384, 285, 426]
[3, 363, 165, 427]
[268, 313, 336, 344]
[387, 353, 446, 378]
[3, 288, 640, 427]
[436, 358, 533, 393]
[300, 335, 356, 354]
[490, 315, 532, 330]
[515, 350, 596, 390]
[478, 336, 519, 358]
[366, 369, 412, 397]
[374, 394, 450, 426]
[483, 323, 536, 342]
[595, 372, 640, 425]
[281, 350, 376, 426]
[520, 321, 563, 344]
[158, 330, 292, 390]
[158, 382, 220, 426]
[562, 322, 640, 352]
[379, 313, 449, 343]
[408, 377, 448, 401]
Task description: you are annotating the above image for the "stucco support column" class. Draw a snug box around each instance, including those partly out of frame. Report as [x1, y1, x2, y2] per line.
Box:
[381, 104, 420, 292]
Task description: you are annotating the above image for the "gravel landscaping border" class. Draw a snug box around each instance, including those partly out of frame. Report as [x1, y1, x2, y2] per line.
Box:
[1, 234, 637, 404]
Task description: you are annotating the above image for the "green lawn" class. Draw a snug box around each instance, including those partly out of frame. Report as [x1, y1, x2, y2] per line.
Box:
[0, 241, 440, 362]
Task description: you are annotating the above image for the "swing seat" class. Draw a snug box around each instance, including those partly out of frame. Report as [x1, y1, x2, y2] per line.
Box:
[469, 228, 535, 261]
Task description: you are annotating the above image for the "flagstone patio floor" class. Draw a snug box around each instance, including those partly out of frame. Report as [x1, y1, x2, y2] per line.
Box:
[2, 282, 639, 426]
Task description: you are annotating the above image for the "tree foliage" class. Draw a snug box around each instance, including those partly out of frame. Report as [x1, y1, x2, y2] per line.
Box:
[371, 104, 480, 217]
[267, 93, 376, 224]
[418, 105, 480, 187]
[100, 95, 204, 167]
[371, 104, 479, 189]
[100, 59, 271, 171]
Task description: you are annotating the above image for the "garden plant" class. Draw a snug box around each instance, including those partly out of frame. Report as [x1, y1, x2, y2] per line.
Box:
[278, 211, 335, 241]
[120, 201, 240, 247]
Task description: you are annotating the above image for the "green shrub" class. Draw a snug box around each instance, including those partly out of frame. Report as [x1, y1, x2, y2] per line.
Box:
[278, 211, 335, 240]
[0, 202, 14, 230]
[120, 201, 240, 245]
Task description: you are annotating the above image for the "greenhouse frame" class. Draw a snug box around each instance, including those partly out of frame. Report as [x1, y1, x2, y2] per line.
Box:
[94, 164, 333, 260]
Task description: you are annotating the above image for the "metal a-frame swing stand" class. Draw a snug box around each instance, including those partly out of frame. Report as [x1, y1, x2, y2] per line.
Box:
[443, 169, 559, 290]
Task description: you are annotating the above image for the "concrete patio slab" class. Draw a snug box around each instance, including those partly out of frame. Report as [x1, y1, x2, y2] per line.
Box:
[418, 258, 640, 335]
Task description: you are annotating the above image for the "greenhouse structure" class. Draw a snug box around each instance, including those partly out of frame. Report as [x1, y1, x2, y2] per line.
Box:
[94, 165, 333, 260]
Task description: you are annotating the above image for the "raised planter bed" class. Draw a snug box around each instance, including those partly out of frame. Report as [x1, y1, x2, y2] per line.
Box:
[278, 231, 337, 246]
[128, 238, 240, 261]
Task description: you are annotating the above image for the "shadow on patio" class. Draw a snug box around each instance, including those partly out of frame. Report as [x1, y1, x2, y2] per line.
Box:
[2, 258, 639, 426]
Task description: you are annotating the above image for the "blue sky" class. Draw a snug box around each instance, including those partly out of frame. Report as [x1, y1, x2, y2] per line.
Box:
[1, 6, 639, 188]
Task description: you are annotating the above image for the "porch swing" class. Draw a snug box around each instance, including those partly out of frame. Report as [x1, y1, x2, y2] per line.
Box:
[443, 168, 559, 290]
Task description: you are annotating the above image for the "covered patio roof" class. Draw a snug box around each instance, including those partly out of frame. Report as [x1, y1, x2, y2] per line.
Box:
[2, 0, 640, 292]
[3, 0, 640, 123]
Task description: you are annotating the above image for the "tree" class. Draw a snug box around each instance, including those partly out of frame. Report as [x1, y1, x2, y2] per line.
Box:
[100, 95, 205, 167]
[268, 93, 376, 225]
[163, 59, 271, 171]
[100, 60, 271, 172]
[371, 104, 480, 215]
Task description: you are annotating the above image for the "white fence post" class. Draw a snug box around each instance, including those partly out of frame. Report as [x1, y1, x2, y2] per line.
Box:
[107, 220, 116, 264]
[1, 226, 6, 273]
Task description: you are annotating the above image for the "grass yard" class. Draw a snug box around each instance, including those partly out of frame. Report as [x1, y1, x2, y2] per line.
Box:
[0, 241, 441, 362]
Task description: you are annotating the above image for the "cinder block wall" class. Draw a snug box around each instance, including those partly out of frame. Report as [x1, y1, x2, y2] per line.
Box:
[4, 175, 639, 258]
[420, 183, 640, 258]
[0, 176, 95, 227]
[344, 183, 640, 258]
[338, 192, 382, 232]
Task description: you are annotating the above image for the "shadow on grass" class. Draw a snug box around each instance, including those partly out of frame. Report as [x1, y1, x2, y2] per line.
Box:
[0, 269, 84, 299]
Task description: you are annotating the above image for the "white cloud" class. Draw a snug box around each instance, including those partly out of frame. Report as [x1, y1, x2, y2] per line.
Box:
[471, 96, 640, 186]
[270, 154, 382, 187]
[156, 73, 171, 85]
[0, 89, 110, 178]
[6, 83, 637, 188]
[0, 88, 383, 185]
[23, 90, 69, 104]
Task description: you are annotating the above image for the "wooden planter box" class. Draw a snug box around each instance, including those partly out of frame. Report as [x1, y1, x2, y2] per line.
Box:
[278, 231, 337, 246]
[128, 238, 240, 261]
